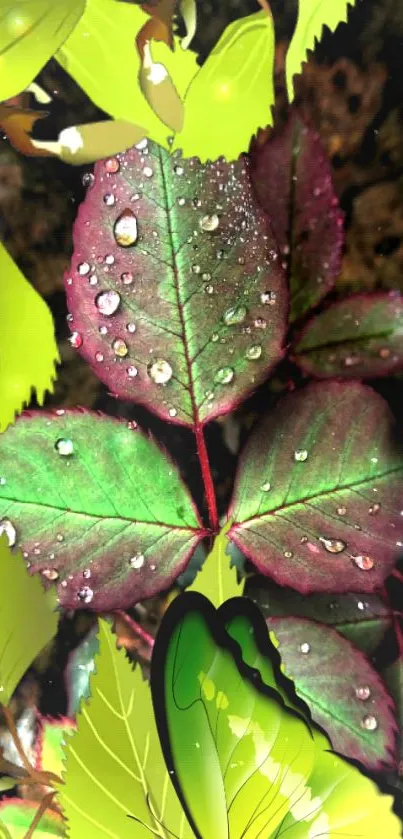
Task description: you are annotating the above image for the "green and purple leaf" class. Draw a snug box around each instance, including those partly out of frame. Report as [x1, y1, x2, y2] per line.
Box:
[247, 575, 393, 654]
[0, 411, 206, 611]
[229, 381, 403, 594]
[294, 292, 403, 379]
[65, 141, 288, 427]
[250, 109, 343, 322]
[269, 615, 398, 771]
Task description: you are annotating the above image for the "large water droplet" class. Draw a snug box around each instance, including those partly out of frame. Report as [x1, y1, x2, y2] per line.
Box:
[113, 338, 128, 358]
[55, 438, 74, 457]
[113, 210, 138, 247]
[361, 714, 378, 731]
[69, 331, 83, 349]
[148, 359, 173, 384]
[77, 586, 94, 604]
[214, 367, 234, 385]
[355, 685, 371, 701]
[129, 553, 145, 569]
[0, 519, 16, 547]
[319, 537, 347, 554]
[103, 193, 116, 206]
[300, 642, 310, 654]
[352, 554, 375, 571]
[143, 166, 153, 178]
[104, 157, 120, 173]
[223, 305, 247, 326]
[200, 214, 219, 232]
[294, 449, 308, 462]
[245, 344, 262, 360]
[95, 290, 121, 316]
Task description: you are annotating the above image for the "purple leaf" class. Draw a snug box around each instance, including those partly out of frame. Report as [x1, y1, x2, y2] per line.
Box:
[250, 109, 343, 321]
[294, 292, 403, 378]
[65, 142, 288, 428]
[229, 381, 403, 594]
[269, 615, 398, 771]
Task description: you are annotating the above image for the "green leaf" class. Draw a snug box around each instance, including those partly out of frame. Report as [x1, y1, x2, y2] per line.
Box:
[58, 618, 193, 839]
[0, 1, 85, 101]
[0, 778, 17, 793]
[152, 593, 402, 839]
[0, 801, 64, 838]
[0, 412, 205, 612]
[188, 526, 243, 607]
[56, 0, 199, 151]
[229, 381, 403, 593]
[0, 535, 58, 706]
[36, 717, 76, 777]
[0, 242, 59, 432]
[172, 10, 276, 161]
[286, 0, 357, 100]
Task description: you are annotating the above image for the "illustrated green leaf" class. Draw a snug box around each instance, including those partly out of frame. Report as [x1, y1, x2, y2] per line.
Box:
[36, 717, 76, 777]
[0, 412, 206, 612]
[66, 142, 287, 427]
[229, 381, 403, 594]
[172, 10, 276, 161]
[58, 618, 193, 839]
[152, 593, 402, 839]
[286, 0, 358, 100]
[180, 0, 197, 50]
[31, 120, 148, 165]
[0, 1, 85, 101]
[188, 526, 244, 607]
[56, 0, 198, 151]
[65, 627, 99, 718]
[294, 293, 403, 378]
[247, 575, 394, 654]
[268, 615, 397, 770]
[0, 801, 64, 838]
[0, 535, 58, 706]
[0, 242, 59, 433]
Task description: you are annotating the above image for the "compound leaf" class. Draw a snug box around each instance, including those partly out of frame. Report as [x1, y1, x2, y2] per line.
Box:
[0, 411, 205, 611]
[229, 381, 403, 594]
[65, 142, 287, 427]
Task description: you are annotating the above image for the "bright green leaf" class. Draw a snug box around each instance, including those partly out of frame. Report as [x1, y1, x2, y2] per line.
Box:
[0, 535, 59, 706]
[0, 802, 64, 838]
[0, 778, 17, 793]
[188, 525, 243, 607]
[58, 619, 193, 839]
[0, 242, 59, 433]
[286, 0, 357, 100]
[173, 10, 276, 161]
[0, 1, 85, 101]
[37, 718, 76, 777]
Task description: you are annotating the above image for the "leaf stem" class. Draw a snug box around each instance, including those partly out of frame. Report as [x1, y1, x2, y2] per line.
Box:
[194, 423, 218, 533]
[22, 791, 56, 839]
[113, 610, 155, 659]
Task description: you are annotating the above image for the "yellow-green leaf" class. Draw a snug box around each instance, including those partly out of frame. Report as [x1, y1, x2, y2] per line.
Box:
[0, 535, 59, 706]
[0, 802, 63, 838]
[286, 0, 357, 100]
[0, 242, 59, 432]
[188, 525, 243, 607]
[172, 10, 275, 161]
[0, 1, 85, 101]
[58, 619, 193, 839]
[31, 119, 148, 165]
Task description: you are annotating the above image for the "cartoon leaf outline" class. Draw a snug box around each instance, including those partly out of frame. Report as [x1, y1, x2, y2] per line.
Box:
[0, 411, 206, 611]
[228, 381, 403, 594]
[0, 242, 59, 433]
[188, 525, 244, 608]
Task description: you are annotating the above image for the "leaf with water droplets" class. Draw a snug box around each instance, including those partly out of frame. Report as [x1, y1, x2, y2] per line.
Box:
[268, 615, 397, 771]
[247, 575, 394, 655]
[0, 412, 206, 611]
[0, 243, 59, 433]
[65, 142, 287, 427]
[229, 381, 403, 593]
[0, 535, 59, 706]
[294, 292, 403, 378]
[251, 109, 343, 321]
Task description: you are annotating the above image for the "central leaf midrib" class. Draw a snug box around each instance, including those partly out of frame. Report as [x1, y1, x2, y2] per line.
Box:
[298, 326, 401, 355]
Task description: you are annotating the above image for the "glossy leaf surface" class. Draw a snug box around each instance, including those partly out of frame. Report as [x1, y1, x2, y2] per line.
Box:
[251, 110, 343, 321]
[294, 293, 403, 378]
[269, 615, 397, 770]
[0, 412, 205, 611]
[229, 382, 403, 593]
[66, 142, 287, 427]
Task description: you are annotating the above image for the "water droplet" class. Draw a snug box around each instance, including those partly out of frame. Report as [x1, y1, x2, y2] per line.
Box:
[352, 554, 375, 571]
[95, 290, 121, 316]
[104, 254, 115, 265]
[261, 481, 271, 492]
[379, 347, 391, 359]
[178, 197, 185, 206]
[77, 586, 94, 604]
[99, 325, 108, 335]
[369, 503, 381, 515]
[103, 193, 116, 206]
[260, 291, 277, 305]
[136, 138, 148, 151]
[284, 550, 293, 558]
[319, 537, 347, 554]
[129, 553, 145, 569]
[126, 322, 136, 333]
[361, 714, 378, 731]
[114, 210, 138, 247]
[121, 272, 133, 285]
[127, 366, 138, 378]
[214, 367, 234, 385]
[113, 338, 128, 358]
[169, 407, 177, 418]
[56, 533, 64, 542]
[254, 317, 266, 329]
[0, 519, 16, 547]
[300, 642, 310, 654]
[337, 506, 347, 516]
[223, 305, 247, 326]
[82, 172, 94, 188]
[42, 568, 59, 581]
[0, 478, 6, 486]
[205, 284, 214, 294]
[69, 331, 83, 349]
[294, 449, 308, 462]
[83, 568, 91, 579]
[300, 536, 308, 544]
[78, 261, 90, 276]
[211, 332, 219, 343]
[245, 344, 262, 360]
[192, 264, 201, 274]
[174, 165, 184, 175]
[355, 685, 371, 701]
[143, 166, 153, 178]
[104, 157, 120, 173]
[95, 351, 104, 362]
[200, 214, 219, 232]
[89, 274, 98, 286]
[55, 438, 74, 457]
[148, 359, 173, 384]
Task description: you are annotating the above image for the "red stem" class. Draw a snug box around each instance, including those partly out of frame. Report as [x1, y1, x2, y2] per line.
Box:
[195, 423, 219, 533]
[114, 610, 155, 652]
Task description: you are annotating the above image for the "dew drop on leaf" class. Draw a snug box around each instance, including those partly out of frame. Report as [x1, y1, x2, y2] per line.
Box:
[41, 568, 59, 581]
[352, 554, 375, 571]
[174, 165, 184, 175]
[82, 173, 94, 188]
[254, 317, 266, 329]
[355, 685, 371, 701]
[369, 503, 381, 515]
[78, 261, 90, 276]
[361, 714, 378, 731]
[121, 272, 133, 285]
[113, 209, 138, 247]
[294, 449, 308, 462]
[148, 359, 173, 384]
[300, 642, 311, 654]
[200, 214, 219, 232]
[103, 193, 116, 206]
[95, 351, 104, 362]
[143, 166, 153, 178]
[223, 305, 247, 326]
[260, 291, 277, 305]
[69, 331, 83, 349]
[126, 323, 136, 333]
[95, 290, 121, 316]
[211, 332, 219, 343]
[55, 438, 74, 457]
[169, 407, 177, 418]
[127, 365, 138, 378]
[214, 367, 234, 385]
[112, 338, 128, 358]
[319, 537, 347, 554]
[245, 344, 262, 360]
[77, 586, 94, 604]
[337, 506, 347, 516]
[104, 254, 115, 265]
[284, 550, 293, 558]
[83, 569, 91, 579]
[129, 553, 145, 569]
[261, 481, 271, 492]
[104, 157, 120, 174]
[0, 519, 16, 547]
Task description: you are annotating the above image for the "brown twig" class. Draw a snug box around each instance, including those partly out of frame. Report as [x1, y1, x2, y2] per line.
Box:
[22, 791, 58, 839]
[2, 706, 62, 787]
